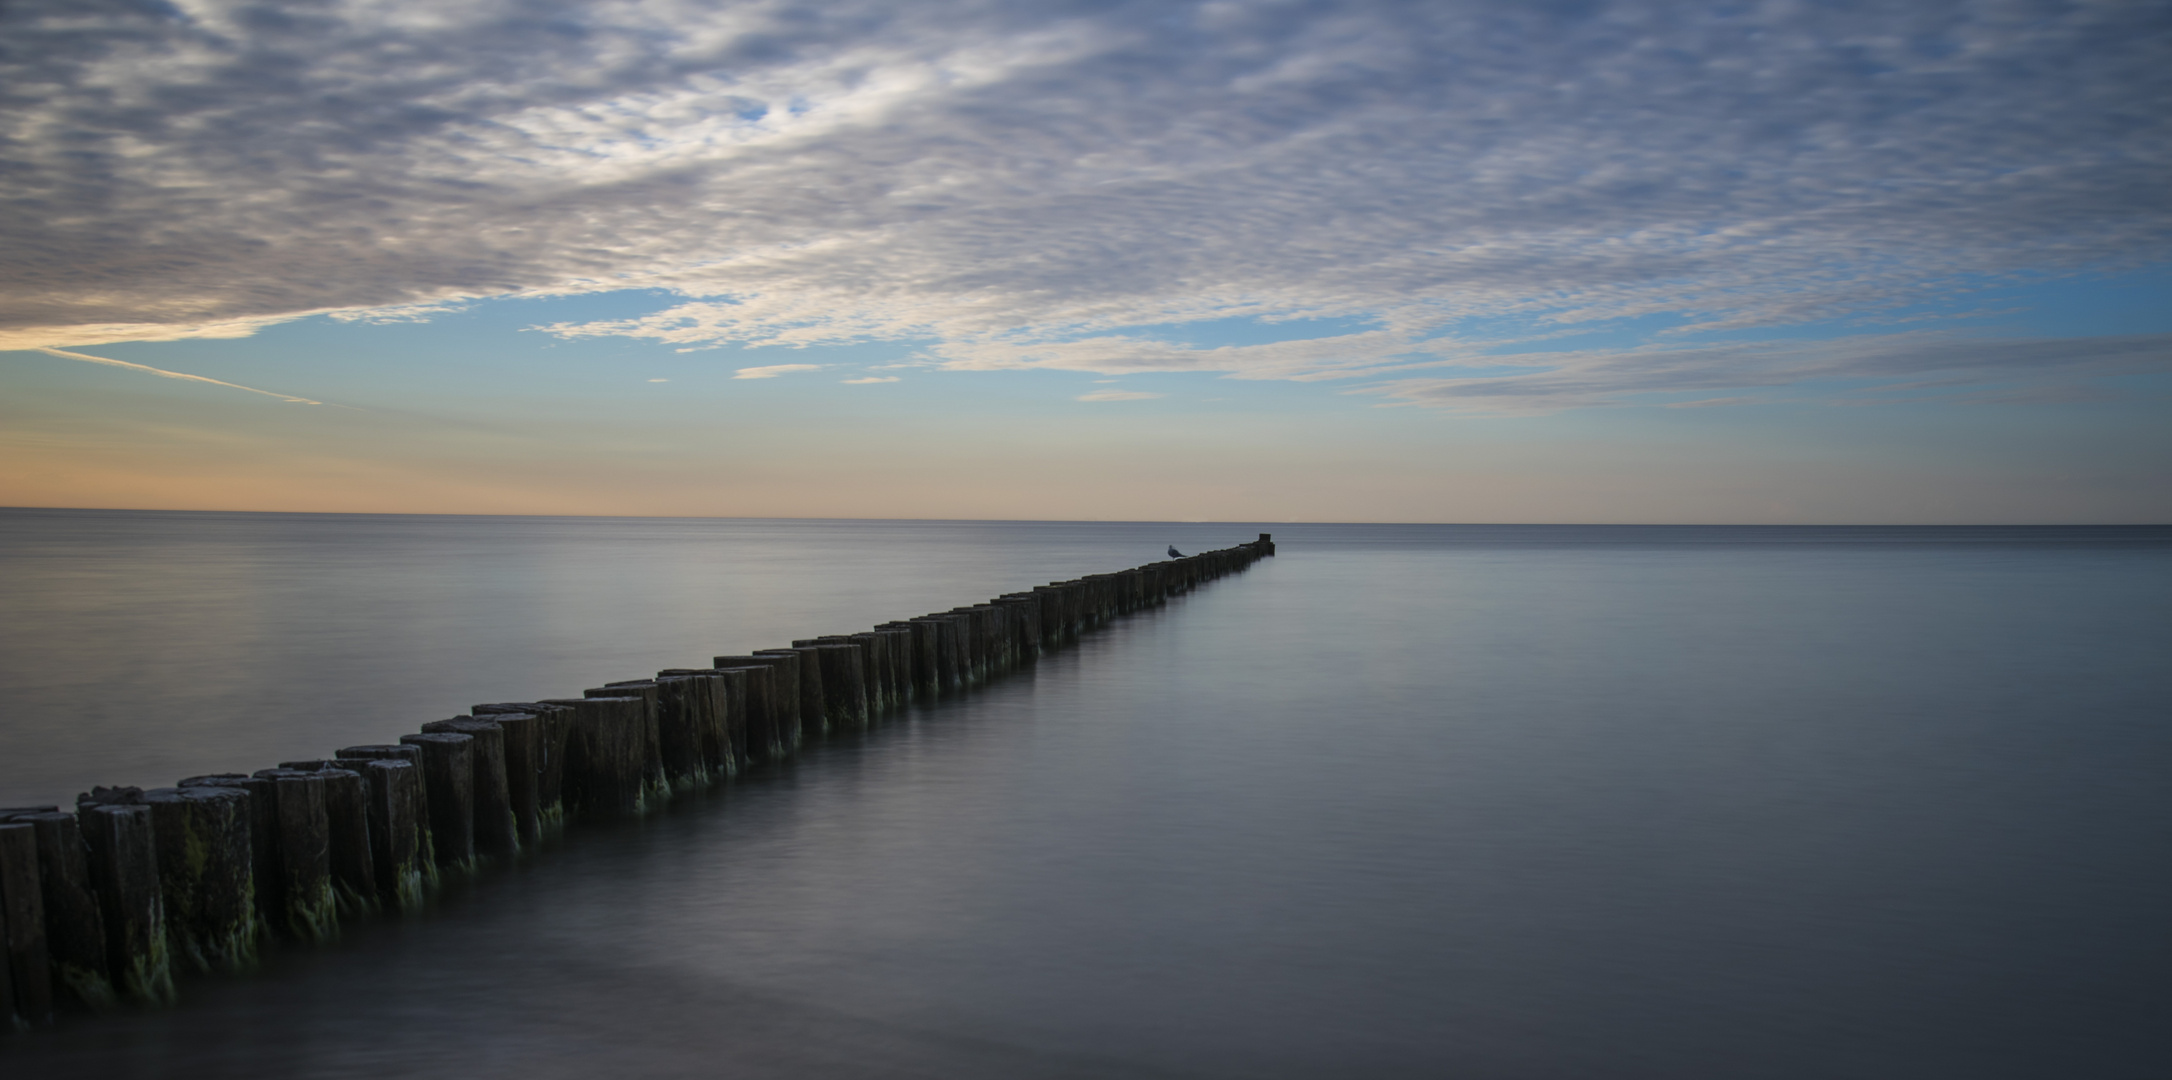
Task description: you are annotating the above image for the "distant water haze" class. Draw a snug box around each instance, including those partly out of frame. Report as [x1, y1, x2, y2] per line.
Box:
[2, 511, 2167, 1077]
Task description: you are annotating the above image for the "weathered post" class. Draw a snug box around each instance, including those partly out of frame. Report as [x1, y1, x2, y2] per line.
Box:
[588, 683, 668, 803]
[791, 642, 868, 733]
[720, 652, 806, 751]
[275, 763, 379, 914]
[398, 733, 476, 869]
[457, 713, 540, 847]
[74, 794, 171, 1004]
[710, 663, 779, 764]
[333, 753, 429, 909]
[996, 596, 1042, 665]
[752, 649, 825, 740]
[247, 770, 337, 942]
[910, 616, 957, 691]
[140, 786, 256, 974]
[903, 619, 944, 695]
[539, 697, 648, 816]
[471, 704, 564, 837]
[334, 745, 436, 900]
[879, 627, 917, 705]
[175, 773, 280, 941]
[0, 811, 110, 1009]
[0, 821, 54, 1027]
[656, 671, 735, 783]
[418, 719, 517, 859]
[636, 676, 712, 791]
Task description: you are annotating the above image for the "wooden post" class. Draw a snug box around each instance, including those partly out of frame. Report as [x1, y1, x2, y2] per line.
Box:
[712, 656, 797, 758]
[471, 703, 566, 836]
[873, 625, 919, 705]
[73, 796, 171, 1004]
[995, 596, 1042, 665]
[635, 676, 710, 792]
[538, 697, 648, 816]
[399, 734, 476, 871]
[418, 719, 517, 859]
[334, 745, 436, 898]
[844, 633, 891, 715]
[452, 714, 540, 847]
[0, 822, 54, 1027]
[0, 811, 110, 1009]
[709, 665, 774, 766]
[248, 771, 337, 942]
[791, 642, 868, 733]
[753, 649, 825, 740]
[276, 763, 379, 914]
[657, 670, 736, 783]
[141, 786, 256, 974]
[588, 682, 668, 804]
[903, 619, 942, 696]
[909, 617, 958, 692]
[176, 773, 279, 941]
[333, 754, 429, 909]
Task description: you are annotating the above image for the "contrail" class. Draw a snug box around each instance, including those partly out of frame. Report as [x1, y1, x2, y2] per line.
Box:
[33, 347, 333, 406]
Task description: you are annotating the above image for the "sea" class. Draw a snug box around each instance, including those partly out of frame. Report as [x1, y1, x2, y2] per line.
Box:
[2, 509, 2167, 1078]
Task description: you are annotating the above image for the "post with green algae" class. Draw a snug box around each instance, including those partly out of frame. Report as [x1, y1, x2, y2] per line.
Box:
[140, 786, 257, 975]
[844, 632, 892, 714]
[586, 683, 670, 805]
[0, 821, 54, 1028]
[248, 771, 339, 944]
[752, 648, 825, 740]
[655, 671, 736, 785]
[449, 713, 542, 847]
[790, 642, 868, 733]
[418, 719, 519, 860]
[275, 763, 379, 916]
[705, 665, 771, 768]
[539, 697, 649, 817]
[74, 795, 171, 1005]
[626, 676, 711, 793]
[0, 810, 111, 1009]
[711, 657, 795, 759]
[469, 704, 567, 838]
[333, 752, 431, 910]
[398, 733, 477, 871]
[175, 773, 280, 943]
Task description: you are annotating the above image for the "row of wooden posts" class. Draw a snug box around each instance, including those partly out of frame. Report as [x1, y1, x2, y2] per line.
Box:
[0, 536, 1273, 1029]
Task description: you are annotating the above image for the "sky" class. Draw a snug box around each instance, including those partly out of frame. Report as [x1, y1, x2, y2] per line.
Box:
[2, 0, 2168, 523]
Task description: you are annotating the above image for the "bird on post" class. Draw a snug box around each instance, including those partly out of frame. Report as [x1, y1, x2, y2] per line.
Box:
[1167, 545, 1185, 558]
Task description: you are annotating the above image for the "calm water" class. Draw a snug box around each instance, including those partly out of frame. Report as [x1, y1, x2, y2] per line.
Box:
[2, 511, 2168, 1078]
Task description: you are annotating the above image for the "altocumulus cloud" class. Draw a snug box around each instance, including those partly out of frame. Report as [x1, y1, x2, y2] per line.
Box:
[733, 364, 823, 380]
[3, 1, 2168, 409]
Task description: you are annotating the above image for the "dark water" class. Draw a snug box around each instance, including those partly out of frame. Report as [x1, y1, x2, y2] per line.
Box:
[2, 511, 2168, 1078]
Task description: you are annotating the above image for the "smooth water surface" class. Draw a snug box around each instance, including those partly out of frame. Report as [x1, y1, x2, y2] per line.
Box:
[3, 512, 2168, 1078]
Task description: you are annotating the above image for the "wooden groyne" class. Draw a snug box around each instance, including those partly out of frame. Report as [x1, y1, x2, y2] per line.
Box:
[0, 535, 1274, 1028]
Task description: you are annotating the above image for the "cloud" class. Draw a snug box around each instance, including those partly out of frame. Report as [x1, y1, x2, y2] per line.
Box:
[647, 378, 670, 383]
[732, 364, 823, 380]
[842, 376, 900, 384]
[1357, 333, 2172, 415]
[1077, 389, 1162, 402]
[27, 347, 328, 405]
[2, 0, 2167, 407]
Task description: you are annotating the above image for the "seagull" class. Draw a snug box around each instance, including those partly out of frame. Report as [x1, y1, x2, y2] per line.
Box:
[1167, 545, 1185, 558]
